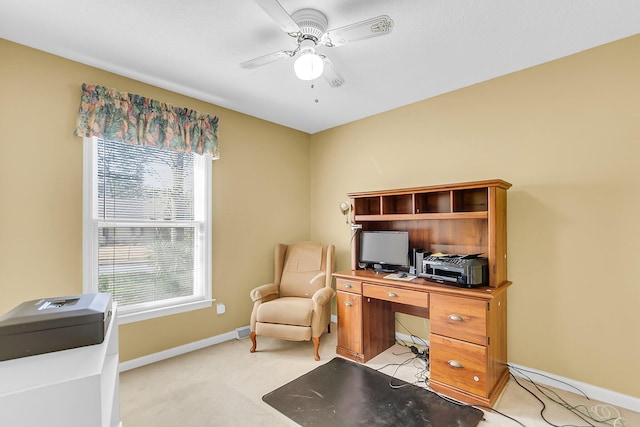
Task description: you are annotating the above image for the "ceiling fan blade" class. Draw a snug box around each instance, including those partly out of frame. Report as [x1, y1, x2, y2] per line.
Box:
[324, 15, 394, 47]
[241, 50, 292, 69]
[321, 56, 345, 88]
[254, 0, 301, 35]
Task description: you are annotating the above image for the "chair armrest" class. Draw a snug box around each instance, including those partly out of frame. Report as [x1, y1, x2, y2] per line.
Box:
[312, 287, 335, 307]
[250, 283, 278, 302]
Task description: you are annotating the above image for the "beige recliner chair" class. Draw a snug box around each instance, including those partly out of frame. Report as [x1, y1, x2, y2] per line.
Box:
[249, 242, 335, 361]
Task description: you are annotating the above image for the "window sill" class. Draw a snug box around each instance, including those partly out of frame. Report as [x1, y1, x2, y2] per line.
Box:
[117, 299, 215, 325]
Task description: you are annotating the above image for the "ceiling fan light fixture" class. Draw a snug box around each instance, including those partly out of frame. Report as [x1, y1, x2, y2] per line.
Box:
[294, 47, 323, 80]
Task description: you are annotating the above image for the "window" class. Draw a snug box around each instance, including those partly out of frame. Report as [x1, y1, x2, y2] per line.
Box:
[83, 137, 212, 324]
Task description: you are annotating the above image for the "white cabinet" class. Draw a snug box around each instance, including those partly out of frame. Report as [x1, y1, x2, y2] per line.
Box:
[0, 304, 120, 427]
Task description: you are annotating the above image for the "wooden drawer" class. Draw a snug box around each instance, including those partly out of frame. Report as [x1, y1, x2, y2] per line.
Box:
[430, 294, 487, 345]
[430, 334, 488, 397]
[362, 283, 429, 308]
[336, 278, 362, 294]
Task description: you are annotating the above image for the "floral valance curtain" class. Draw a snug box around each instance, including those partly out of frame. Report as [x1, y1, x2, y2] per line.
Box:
[74, 83, 219, 159]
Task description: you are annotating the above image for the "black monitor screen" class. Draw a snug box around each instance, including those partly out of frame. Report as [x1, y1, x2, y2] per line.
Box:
[359, 231, 409, 270]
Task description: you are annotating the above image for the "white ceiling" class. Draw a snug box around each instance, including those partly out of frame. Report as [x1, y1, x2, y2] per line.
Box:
[1, 0, 639, 134]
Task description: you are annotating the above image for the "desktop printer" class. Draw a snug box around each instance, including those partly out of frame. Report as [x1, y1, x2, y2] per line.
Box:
[419, 254, 488, 287]
[0, 292, 112, 361]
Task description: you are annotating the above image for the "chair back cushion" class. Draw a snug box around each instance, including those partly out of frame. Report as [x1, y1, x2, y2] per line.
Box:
[279, 242, 327, 298]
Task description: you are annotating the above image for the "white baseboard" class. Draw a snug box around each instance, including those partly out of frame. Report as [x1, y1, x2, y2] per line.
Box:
[118, 323, 639, 413]
[508, 363, 640, 413]
[118, 329, 239, 372]
[395, 331, 429, 347]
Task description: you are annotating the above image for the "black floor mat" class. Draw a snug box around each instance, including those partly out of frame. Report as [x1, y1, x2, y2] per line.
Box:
[263, 357, 484, 427]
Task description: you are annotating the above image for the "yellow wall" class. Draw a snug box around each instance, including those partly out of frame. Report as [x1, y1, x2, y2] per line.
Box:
[310, 34, 640, 398]
[2, 34, 639, 399]
[0, 39, 310, 361]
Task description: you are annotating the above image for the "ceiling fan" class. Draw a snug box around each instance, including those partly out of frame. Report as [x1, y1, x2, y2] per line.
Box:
[241, 0, 394, 88]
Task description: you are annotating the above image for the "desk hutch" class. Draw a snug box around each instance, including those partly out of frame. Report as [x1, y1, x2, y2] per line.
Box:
[333, 179, 511, 406]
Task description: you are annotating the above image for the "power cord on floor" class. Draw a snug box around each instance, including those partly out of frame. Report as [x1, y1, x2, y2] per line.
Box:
[376, 318, 627, 426]
[371, 319, 430, 389]
[395, 317, 429, 347]
[393, 339, 429, 373]
[394, 317, 430, 365]
[376, 345, 523, 425]
[508, 364, 627, 427]
[389, 356, 429, 389]
[392, 317, 612, 427]
[409, 343, 429, 362]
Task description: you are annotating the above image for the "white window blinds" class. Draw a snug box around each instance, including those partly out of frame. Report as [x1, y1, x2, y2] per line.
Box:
[84, 138, 212, 322]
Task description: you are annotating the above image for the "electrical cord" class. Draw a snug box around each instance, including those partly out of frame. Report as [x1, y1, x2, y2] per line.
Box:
[374, 320, 626, 426]
[395, 317, 429, 348]
[381, 317, 625, 426]
[419, 384, 527, 427]
[375, 357, 427, 389]
[508, 365, 627, 427]
[509, 364, 590, 399]
[385, 356, 429, 389]
[390, 318, 609, 426]
[510, 372, 590, 427]
[371, 319, 430, 389]
[395, 338, 429, 363]
[349, 225, 360, 246]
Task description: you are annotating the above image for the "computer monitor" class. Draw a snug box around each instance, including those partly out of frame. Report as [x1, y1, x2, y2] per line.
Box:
[358, 231, 409, 272]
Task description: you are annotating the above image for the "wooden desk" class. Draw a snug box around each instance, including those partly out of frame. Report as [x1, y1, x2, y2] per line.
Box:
[333, 269, 510, 407]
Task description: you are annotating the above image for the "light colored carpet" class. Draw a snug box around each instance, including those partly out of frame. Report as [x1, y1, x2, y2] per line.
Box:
[120, 325, 638, 426]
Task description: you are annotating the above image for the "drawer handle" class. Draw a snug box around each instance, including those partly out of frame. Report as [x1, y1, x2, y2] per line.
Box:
[387, 292, 398, 298]
[343, 283, 353, 288]
[447, 360, 464, 369]
[344, 301, 353, 307]
[448, 314, 464, 322]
